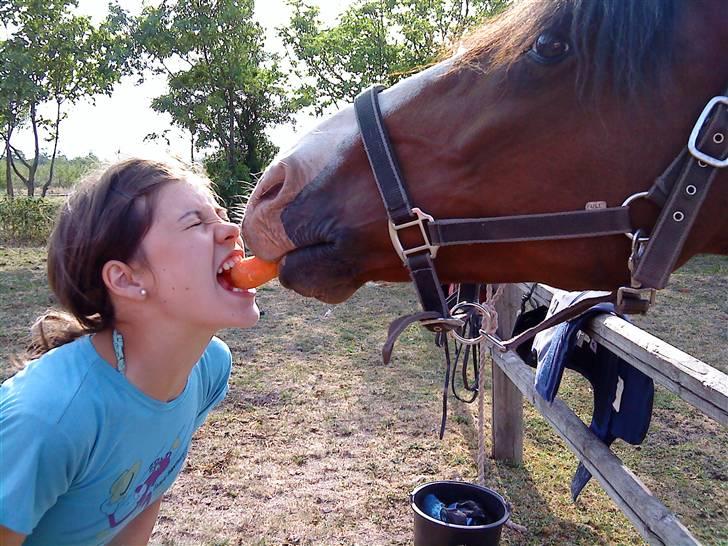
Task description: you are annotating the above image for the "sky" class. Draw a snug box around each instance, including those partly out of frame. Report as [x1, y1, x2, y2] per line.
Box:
[14, 0, 354, 162]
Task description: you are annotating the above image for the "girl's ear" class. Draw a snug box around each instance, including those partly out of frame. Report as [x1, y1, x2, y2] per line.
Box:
[102, 260, 148, 301]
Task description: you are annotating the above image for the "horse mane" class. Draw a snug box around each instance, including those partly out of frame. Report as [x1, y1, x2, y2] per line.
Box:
[455, 0, 681, 97]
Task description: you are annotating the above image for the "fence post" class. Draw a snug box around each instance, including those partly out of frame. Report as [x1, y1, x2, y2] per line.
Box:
[491, 284, 524, 463]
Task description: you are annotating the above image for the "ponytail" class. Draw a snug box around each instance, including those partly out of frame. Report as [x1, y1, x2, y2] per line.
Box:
[25, 310, 97, 360]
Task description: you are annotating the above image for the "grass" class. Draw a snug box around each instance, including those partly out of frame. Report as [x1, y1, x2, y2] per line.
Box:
[1, 246, 726, 545]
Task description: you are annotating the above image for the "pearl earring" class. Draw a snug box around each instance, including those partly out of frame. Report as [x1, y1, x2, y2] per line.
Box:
[140, 288, 147, 297]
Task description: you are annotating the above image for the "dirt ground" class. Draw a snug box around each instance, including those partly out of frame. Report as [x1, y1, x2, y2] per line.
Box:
[151, 257, 726, 546]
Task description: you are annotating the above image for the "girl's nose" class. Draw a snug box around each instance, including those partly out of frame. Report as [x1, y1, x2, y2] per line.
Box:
[216, 220, 241, 244]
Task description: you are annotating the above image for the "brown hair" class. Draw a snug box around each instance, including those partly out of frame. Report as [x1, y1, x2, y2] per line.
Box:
[27, 158, 213, 359]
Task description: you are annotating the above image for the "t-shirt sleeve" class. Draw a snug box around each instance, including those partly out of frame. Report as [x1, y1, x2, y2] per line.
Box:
[193, 337, 232, 429]
[0, 412, 79, 534]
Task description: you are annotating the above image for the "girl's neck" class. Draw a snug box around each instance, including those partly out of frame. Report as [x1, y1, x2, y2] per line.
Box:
[93, 325, 213, 402]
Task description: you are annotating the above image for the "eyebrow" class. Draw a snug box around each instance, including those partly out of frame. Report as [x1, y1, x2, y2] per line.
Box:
[177, 206, 229, 223]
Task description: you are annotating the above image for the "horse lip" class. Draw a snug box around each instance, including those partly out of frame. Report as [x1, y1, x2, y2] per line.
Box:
[276, 241, 360, 303]
[279, 241, 335, 266]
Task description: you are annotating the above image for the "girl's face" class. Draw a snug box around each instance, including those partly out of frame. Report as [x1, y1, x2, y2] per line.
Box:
[136, 180, 260, 332]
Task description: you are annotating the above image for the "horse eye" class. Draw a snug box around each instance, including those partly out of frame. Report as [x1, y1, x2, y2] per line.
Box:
[529, 32, 570, 64]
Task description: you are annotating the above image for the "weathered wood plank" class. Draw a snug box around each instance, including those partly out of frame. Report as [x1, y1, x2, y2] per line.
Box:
[515, 283, 728, 426]
[491, 284, 524, 463]
[491, 348, 702, 546]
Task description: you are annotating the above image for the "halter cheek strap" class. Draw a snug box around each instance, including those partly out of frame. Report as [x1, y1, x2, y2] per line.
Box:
[632, 95, 728, 288]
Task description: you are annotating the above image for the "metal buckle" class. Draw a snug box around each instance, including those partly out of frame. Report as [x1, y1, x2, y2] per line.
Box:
[420, 317, 464, 333]
[616, 286, 656, 314]
[688, 95, 728, 168]
[388, 207, 440, 263]
[627, 229, 649, 287]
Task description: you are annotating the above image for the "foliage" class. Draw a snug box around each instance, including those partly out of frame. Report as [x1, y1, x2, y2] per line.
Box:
[0, 153, 101, 192]
[0, 196, 61, 244]
[280, 0, 510, 114]
[0, 0, 132, 197]
[134, 0, 301, 206]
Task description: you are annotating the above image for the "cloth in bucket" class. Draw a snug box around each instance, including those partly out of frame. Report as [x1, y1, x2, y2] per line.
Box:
[421, 494, 491, 525]
[528, 290, 655, 500]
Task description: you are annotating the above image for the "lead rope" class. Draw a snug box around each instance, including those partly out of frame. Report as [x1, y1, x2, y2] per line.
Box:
[475, 284, 502, 485]
[477, 335, 488, 485]
[475, 287, 528, 534]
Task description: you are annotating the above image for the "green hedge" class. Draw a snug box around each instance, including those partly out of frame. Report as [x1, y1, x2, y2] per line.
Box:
[0, 197, 62, 245]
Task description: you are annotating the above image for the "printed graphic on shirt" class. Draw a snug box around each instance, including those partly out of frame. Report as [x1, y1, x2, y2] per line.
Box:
[98, 427, 190, 534]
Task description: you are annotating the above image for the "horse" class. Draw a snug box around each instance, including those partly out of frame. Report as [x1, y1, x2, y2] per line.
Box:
[241, 0, 728, 307]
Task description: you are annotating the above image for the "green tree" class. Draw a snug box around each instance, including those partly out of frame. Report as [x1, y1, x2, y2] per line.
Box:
[0, 0, 131, 197]
[280, 0, 510, 114]
[135, 0, 299, 205]
[1, 7, 34, 198]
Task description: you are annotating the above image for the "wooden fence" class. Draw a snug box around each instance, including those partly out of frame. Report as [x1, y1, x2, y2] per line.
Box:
[489, 283, 728, 545]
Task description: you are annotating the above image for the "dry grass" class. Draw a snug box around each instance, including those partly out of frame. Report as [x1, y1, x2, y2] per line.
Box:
[1, 247, 726, 545]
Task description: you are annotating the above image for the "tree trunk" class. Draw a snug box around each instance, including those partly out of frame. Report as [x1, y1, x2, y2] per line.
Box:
[42, 100, 63, 197]
[5, 114, 14, 199]
[23, 102, 40, 197]
[190, 130, 195, 163]
[227, 94, 235, 172]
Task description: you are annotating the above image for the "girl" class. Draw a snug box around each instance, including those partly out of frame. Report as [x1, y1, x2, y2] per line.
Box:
[0, 158, 259, 545]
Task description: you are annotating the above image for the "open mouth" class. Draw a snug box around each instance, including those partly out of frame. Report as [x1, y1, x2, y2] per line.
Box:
[216, 253, 248, 292]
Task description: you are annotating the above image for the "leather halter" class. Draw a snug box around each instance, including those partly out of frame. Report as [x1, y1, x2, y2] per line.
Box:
[354, 84, 728, 356]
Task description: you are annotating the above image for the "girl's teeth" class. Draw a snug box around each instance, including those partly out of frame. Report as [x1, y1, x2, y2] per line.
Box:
[218, 255, 243, 275]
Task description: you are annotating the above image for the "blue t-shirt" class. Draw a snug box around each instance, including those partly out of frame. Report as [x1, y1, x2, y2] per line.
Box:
[0, 335, 231, 545]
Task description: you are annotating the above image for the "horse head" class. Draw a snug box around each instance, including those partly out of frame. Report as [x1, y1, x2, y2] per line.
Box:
[243, 0, 728, 304]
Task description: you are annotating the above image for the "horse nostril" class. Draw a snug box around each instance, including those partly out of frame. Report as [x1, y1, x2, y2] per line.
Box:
[258, 181, 284, 202]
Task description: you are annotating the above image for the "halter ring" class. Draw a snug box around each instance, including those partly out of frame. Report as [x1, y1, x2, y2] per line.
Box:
[448, 301, 492, 345]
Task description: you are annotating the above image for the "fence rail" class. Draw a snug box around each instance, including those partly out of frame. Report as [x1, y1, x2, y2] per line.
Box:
[489, 283, 728, 546]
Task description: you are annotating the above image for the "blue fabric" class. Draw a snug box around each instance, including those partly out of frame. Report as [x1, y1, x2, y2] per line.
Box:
[422, 494, 446, 521]
[420, 494, 489, 526]
[0, 335, 231, 544]
[533, 303, 654, 500]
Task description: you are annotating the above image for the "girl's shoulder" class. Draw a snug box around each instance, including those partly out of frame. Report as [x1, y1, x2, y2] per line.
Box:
[194, 336, 232, 379]
[205, 336, 232, 361]
[1, 336, 108, 426]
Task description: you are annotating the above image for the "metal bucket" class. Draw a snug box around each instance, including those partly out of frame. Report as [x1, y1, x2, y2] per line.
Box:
[410, 481, 509, 546]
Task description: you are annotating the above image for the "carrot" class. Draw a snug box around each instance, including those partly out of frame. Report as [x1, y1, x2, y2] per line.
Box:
[229, 256, 279, 289]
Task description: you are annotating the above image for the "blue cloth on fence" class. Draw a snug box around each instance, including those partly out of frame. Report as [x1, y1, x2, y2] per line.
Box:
[533, 301, 654, 500]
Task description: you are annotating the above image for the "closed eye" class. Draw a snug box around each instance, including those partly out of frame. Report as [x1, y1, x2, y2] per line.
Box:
[180, 205, 230, 229]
